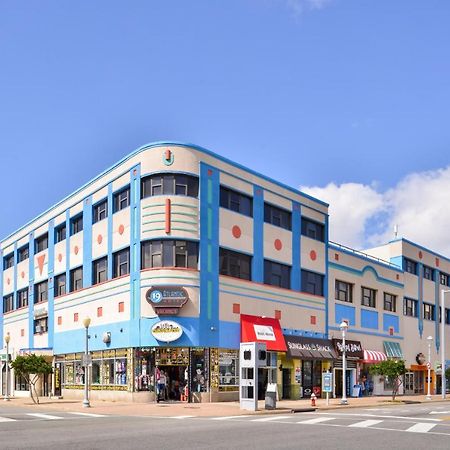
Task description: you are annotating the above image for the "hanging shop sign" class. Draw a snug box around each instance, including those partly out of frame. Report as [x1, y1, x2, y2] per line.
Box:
[416, 353, 426, 365]
[146, 286, 189, 315]
[285, 336, 337, 360]
[151, 320, 183, 343]
[34, 307, 48, 319]
[332, 339, 364, 359]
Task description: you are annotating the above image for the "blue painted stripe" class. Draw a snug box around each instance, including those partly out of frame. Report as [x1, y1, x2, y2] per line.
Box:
[418, 263, 423, 337]
[434, 269, 440, 350]
[12, 242, 17, 310]
[28, 231, 35, 349]
[324, 214, 329, 336]
[47, 220, 55, 348]
[65, 210, 71, 291]
[199, 163, 220, 347]
[107, 183, 113, 280]
[252, 185, 264, 283]
[82, 196, 93, 288]
[291, 202, 301, 291]
[129, 164, 141, 348]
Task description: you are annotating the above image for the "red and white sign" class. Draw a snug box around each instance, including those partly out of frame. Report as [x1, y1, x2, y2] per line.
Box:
[426, 362, 431, 369]
[240, 314, 287, 351]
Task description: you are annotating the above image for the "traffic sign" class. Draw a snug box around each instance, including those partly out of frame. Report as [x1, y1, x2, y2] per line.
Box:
[426, 362, 431, 369]
[322, 372, 333, 393]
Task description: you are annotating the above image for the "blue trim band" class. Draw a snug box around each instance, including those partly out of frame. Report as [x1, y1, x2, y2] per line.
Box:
[291, 202, 301, 291]
[82, 196, 93, 288]
[252, 185, 264, 283]
[324, 214, 329, 337]
[418, 263, 423, 337]
[65, 211, 70, 292]
[434, 269, 440, 351]
[47, 220, 55, 349]
[28, 231, 35, 349]
[12, 243, 17, 310]
[328, 326, 404, 340]
[107, 184, 113, 280]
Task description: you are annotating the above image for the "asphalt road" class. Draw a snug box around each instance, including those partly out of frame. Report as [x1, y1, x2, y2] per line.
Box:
[1, 402, 450, 449]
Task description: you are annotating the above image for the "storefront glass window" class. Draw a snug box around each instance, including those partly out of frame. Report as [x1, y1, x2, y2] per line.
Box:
[219, 350, 239, 387]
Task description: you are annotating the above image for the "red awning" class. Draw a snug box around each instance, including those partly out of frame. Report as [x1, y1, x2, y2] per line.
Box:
[363, 350, 387, 363]
[240, 314, 287, 352]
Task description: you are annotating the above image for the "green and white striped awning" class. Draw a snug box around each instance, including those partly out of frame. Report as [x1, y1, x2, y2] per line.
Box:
[383, 341, 403, 358]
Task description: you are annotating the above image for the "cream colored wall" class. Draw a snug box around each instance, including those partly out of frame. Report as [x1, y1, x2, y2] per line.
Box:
[54, 240, 66, 275]
[3, 310, 29, 351]
[3, 266, 14, 295]
[263, 224, 292, 265]
[219, 209, 253, 254]
[112, 208, 131, 252]
[92, 219, 108, 259]
[301, 237, 325, 274]
[33, 249, 49, 283]
[68, 231, 83, 269]
[16, 260, 29, 290]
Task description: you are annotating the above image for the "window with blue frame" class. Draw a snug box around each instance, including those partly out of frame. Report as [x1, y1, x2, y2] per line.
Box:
[93, 199, 108, 223]
[403, 297, 418, 317]
[55, 223, 66, 243]
[264, 260, 290, 289]
[423, 265, 434, 281]
[3, 294, 14, 313]
[141, 173, 199, 198]
[404, 258, 418, 275]
[35, 233, 48, 254]
[383, 292, 397, 312]
[219, 248, 251, 280]
[361, 286, 376, 308]
[423, 302, 435, 321]
[113, 186, 130, 213]
[17, 245, 29, 262]
[17, 288, 29, 309]
[70, 214, 83, 235]
[302, 269, 324, 296]
[220, 186, 253, 217]
[3, 253, 14, 270]
[301, 218, 325, 242]
[440, 272, 449, 286]
[264, 203, 291, 230]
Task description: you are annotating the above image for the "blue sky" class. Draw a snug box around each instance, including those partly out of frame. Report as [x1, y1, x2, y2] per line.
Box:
[1, 1, 450, 251]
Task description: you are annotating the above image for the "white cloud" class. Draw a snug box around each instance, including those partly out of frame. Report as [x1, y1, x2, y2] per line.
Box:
[285, 0, 333, 16]
[301, 165, 450, 256]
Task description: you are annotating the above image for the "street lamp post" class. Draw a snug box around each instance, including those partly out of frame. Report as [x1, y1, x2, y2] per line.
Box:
[426, 335, 433, 400]
[441, 290, 449, 400]
[82, 317, 91, 408]
[4, 334, 10, 402]
[340, 321, 349, 405]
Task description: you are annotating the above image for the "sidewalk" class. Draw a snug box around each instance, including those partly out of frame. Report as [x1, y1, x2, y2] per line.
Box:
[3, 394, 450, 417]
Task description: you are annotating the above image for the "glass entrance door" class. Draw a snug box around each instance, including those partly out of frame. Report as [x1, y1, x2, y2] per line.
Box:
[404, 372, 414, 394]
[414, 371, 424, 394]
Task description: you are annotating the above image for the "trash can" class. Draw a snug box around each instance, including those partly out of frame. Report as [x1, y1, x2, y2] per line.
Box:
[265, 383, 277, 410]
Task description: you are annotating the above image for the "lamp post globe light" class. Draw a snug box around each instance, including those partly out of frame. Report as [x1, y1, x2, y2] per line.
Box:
[82, 317, 91, 408]
[339, 321, 349, 405]
[426, 335, 433, 400]
[4, 333, 10, 402]
[441, 290, 449, 400]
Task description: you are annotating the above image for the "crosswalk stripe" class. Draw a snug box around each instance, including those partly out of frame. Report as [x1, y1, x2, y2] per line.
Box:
[68, 412, 107, 418]
[0, 417, 16, 422]
[251, 415, 291, 422]
[169, 415, 196, 419]
[210, 415, 250, 420]
[297, 417, 335, 425]
[349, 419, 383, 428]
[406, 422, 437, 433]
[27, 413, 63, 420]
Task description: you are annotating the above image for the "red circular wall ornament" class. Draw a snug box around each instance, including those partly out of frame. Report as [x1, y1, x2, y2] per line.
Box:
[97, 234, 103, 244]
[58, 253, 63, 262]
[21, 271, 25, 279]
[310, 250, 317, 261]
[396, 274, 400, 280]
[7, 278, 10, 285]
[274, 239, 282, 251]
[418, 251, 423, 259]
[232, 225, 241, 239]
[436, 258, 440, 267]
[118, 224, 125, 235]
[334, 253, 339, 261]
[74, 246, 79, 255]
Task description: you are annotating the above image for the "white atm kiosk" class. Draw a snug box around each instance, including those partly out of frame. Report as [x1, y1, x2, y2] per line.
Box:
[239, 342, 267, 411]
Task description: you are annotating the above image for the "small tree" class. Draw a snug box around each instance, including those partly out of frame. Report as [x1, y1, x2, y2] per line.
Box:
[10, 354, 53, 404]
[369, 359, 406, 401]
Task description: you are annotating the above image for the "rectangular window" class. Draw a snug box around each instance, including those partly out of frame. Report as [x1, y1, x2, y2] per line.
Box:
[301, 270, 324, 296]
[93, 199, 108, 223]
[55, 223, 66, 243]
[264, 203, 291, 230]
[70, 214, 83, 235]
[361, 287, 376, 308]
[93, 257, 108, 285]
[17, 288, 29, 309]
[404, 258, 417, 275]
[383, 292, 397, 312]
[403, 297, 418, 317]
[34, 317, 48, 334]
[141, 240, 198, 269]
[423, 265, 434, 281]
[264, 260, 290, 289]
[219, 248, 252, 280]
[54, 273, 66, 297]
[335, 280, 353, 303]
[3, 294, 14, 313]
[35, 233, 48, 253]
[34, 280, 48, 304]
[113, 248, 130, 278]
[70, 267, 83, 292]
[18, 245, 29, 262]
[219, 186, 253, 217]
[440, 272, 449, 286]
[113, 186, 130, 212]
[301, 218, 325, 242]
[423, 302, 435, 321]
[141, 174, 199, 198]
[3, 253, 14, 269]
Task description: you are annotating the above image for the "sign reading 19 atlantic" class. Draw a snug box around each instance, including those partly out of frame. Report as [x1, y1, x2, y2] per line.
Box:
[146, 286, 189, 315]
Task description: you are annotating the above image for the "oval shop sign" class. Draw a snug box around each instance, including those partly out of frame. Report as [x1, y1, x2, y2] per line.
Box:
[146, 286, 189, 315]
[151, 320, 183, 343]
